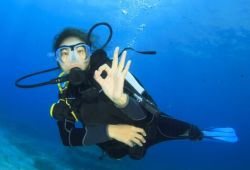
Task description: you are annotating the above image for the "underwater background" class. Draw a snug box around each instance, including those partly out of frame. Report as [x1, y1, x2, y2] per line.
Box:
[0, 0, 249, 169]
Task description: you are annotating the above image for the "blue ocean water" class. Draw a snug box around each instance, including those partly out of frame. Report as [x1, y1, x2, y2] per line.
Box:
[0, 0, 249, 169]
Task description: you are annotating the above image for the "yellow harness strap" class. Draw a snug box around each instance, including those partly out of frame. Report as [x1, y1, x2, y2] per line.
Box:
[50, 72, 78, 122]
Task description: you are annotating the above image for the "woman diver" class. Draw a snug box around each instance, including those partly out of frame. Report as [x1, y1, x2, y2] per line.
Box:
[16, 23, 238, 160]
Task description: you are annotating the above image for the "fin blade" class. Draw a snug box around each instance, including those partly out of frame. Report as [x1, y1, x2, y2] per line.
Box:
[202, 127, 238, 143]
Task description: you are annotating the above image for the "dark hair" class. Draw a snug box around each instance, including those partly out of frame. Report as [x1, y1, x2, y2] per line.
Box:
[52, 28, 89, 52]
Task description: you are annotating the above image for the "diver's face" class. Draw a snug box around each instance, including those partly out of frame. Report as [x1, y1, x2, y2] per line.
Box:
[57, 37, 90, 73]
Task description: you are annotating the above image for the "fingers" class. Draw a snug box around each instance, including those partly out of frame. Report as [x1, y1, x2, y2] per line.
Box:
[114, 124, 147, 148]
[129, 126, 147, 147]
[94, 64, 111, 85]
[112, 47, 131, 76]
[122, 60, 131, 77]
[97, 64, 111, 75]
[112, 47, 119, 71]
[131, 137, 143, 147]
[127, 141, 134, 147]
[135, 133, 146, 144]
[127, 133, 146, 147]
[126, 137, 144, 147]
[94, 70, 104, 85]
[132, 127, 147, 137]
[118, 50, 127, 72]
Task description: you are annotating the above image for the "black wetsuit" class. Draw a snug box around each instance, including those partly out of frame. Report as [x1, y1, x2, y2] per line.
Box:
[52, 82, 203, 160]
[51, 50, 203, 160]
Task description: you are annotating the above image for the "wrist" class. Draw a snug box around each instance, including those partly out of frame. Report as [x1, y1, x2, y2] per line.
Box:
[114, 93, 129, 108]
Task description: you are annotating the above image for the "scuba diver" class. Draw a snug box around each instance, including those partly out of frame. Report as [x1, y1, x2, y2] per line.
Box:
[16, 23, 238, 160]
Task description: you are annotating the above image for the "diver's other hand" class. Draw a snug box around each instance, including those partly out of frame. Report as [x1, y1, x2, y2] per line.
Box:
[94, 47, 131, 105]
[107, 124, 146, 147]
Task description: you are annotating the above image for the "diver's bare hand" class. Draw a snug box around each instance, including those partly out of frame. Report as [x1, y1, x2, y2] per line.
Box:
[94, 47, 131, 107]
[107, 124, 147, 147]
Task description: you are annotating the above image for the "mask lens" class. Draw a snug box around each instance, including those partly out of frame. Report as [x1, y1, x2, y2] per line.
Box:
[73, 45, 87, 61]
[56, 43, 92, 64]
[56, 47, 71, 63]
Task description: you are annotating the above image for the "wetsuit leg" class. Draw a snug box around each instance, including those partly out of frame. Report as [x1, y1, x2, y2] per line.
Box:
[146, 112, 203, 147]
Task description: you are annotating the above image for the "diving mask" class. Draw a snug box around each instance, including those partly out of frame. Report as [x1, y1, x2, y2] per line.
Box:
[55, 42, 92, 65]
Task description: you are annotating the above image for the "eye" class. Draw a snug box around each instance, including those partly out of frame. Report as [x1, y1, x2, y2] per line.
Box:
[60, 49, 69, 55]
[60, 50, 70, 62]
[77, 47, 86, 56]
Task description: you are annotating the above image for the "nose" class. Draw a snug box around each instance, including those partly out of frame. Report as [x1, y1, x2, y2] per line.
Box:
[70, 52, 77, 62]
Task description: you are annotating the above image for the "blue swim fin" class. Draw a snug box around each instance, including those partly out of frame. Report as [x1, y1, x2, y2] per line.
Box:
[202, 127, 238, 143]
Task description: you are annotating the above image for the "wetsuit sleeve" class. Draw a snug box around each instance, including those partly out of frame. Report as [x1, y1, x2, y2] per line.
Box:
[56, 119, 111, 146]
[51, 101, 111, 146]
[117, 96, 147, 121]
